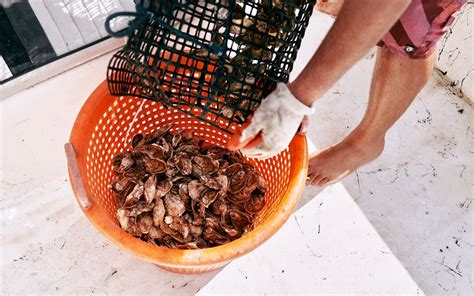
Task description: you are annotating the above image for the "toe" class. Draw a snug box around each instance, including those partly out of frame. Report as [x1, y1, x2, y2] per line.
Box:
[307, 173, 320, 186]
[306, 174, 313, 185]
[318, 177, 329, 186]
[312, 175, 325, 185]
[307, 162, 321, 185]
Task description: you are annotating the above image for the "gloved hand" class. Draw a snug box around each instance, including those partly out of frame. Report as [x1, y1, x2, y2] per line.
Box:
[230, 83, 314, 159]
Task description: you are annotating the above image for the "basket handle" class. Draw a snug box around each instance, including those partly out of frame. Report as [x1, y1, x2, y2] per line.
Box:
[104, 7, 152, 38]
[105, 3, 224, 55]
[64, 142, 92, 209]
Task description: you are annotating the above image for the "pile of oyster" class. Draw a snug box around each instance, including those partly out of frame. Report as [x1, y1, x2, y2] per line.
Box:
[109, 125, 266, 249]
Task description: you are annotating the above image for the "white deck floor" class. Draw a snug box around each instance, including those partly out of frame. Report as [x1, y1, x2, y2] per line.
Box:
[1, 12, 472, 295]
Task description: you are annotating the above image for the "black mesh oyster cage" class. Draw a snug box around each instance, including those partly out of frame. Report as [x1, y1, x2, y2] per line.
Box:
[105, 0, 314, 133]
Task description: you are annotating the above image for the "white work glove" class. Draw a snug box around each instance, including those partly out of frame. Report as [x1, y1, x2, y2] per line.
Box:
[238, 83, 314, 159]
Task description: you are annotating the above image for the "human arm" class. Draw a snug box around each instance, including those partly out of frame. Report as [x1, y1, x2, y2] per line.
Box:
[288, 0, 411, 105]
[233, 0, 411, 158]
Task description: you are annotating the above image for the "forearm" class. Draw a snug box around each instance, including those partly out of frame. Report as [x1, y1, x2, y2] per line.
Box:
[288, 0, 410, 106]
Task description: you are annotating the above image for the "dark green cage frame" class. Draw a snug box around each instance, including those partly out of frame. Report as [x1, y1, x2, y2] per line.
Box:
[106, 0, 314, 134]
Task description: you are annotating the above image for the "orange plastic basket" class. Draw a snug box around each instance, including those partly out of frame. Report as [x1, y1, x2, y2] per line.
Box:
[65, 80, 308, 274]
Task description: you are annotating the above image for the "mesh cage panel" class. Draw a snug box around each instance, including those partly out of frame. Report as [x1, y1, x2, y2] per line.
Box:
[107, 0, 314, 133]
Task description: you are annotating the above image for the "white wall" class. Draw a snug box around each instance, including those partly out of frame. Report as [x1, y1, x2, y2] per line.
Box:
[435, 2, 473, 102]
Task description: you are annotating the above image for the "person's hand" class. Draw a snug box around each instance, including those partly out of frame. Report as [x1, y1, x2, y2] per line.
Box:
[229, 83, 314, 159]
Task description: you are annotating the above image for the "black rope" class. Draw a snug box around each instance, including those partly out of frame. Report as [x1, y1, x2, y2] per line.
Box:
[105, 3, 223, 55]
[105, 4, 152, 38]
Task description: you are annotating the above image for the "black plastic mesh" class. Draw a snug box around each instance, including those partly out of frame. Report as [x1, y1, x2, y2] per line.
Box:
[107, 0, 314, 134]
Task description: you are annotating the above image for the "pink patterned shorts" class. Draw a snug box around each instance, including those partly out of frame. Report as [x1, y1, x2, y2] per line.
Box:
[377, 0, 468, 59]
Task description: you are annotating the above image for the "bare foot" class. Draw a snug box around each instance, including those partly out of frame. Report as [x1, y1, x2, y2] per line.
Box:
[307, 131, 385, 186]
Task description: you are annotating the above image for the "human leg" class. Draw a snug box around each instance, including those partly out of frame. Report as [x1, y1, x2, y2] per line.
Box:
[307, 47, 435, 186]
[307, 0, 466, 185]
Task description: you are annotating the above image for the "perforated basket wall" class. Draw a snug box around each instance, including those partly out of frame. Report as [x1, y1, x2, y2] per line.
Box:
[87, 95, 291, 223]
[68, 81, 307, 273]
[107, 0, 314, 133]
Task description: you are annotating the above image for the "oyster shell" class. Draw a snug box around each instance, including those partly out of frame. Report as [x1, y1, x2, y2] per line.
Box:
[164, 194, 186, 217]
[144, 175, 157, 203]
[145, 159, 166, 174]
